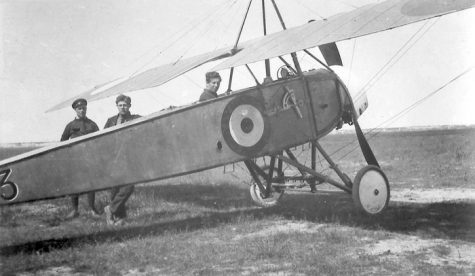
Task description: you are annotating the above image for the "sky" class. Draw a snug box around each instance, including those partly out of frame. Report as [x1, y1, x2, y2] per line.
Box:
[1, 0, 475, 143]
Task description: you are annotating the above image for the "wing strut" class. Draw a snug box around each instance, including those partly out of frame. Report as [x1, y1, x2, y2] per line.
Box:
[262, 0, 271, 79]
[304, 49, 334, 72]
[270, 0, 318, 136]
[270, 0, 302, 75]
[232, 0, 253, 51]
[226, 68, 234, 93]
[245, 65, 261, 86]
[278, 57, 297, 75]
[226, 0, 253, 94]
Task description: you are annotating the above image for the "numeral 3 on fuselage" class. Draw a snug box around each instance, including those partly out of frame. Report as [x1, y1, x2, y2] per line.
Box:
[1, 169, 19, 201]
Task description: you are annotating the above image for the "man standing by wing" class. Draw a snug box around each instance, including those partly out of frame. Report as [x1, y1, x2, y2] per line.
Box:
[103, 94, 141, 226]
[61, 98, 101, 219]
[199, 71, 222, 101]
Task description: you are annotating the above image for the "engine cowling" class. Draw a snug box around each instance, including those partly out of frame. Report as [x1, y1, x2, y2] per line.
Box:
[331, 65, 369, 120]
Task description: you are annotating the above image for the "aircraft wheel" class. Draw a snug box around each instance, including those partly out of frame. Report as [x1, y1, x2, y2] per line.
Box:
[352, 165, 389, 215]
[249, 166, 284, 207]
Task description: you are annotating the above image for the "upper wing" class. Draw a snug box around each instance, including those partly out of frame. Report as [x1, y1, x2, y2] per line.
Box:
[210, 0, 475, 71]
[48, 0, 475, 112]
[46, 46, 237, 112]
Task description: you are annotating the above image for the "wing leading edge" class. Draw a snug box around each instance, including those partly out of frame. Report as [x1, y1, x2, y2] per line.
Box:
[46, 46, 238, 112]
[48, 0, 475, 112]
[210, 0, 475, 71]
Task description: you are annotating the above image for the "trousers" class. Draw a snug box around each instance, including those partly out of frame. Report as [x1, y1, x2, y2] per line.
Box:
[109, 185, 134, 219]
[71, 192, 96, 211]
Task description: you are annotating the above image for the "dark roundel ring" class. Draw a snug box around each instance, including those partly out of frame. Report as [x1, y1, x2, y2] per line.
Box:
[221, 95, 270, 157]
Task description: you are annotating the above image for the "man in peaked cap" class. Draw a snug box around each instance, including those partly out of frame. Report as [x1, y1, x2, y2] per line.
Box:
[61, 98, 101, 219]
[103, 94, 141, 226]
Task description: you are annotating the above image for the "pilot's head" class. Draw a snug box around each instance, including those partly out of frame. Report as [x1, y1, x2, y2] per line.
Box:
[116, 94, 131, 115]
[72, 98, 87, 118]
[205, 71, 221, 93]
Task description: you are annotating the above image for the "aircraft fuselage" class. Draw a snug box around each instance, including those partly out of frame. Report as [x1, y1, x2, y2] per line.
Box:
[0, 69, 351, 205]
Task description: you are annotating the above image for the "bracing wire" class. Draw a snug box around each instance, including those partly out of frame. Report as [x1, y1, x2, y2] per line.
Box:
[373, 64, 475, 131]
[223, 2, 471, 178]
[107, 0, 235, 80]
[317, 18, 441, 167]
[293, 0, 357, 66]
[165, 0, 242, 98]
[348, 39, 357, 88]
[133, 0, 236, 75]
[172, 1, 239, 65]
[93, 1, 237, 109]
[329, 0, 358, 9]
[213, 0, 245, 51]
[235, 60, 472, 179]
[289, 0, 326, 20]
[130, 0, 236, 106]
[353, 18, 438, 102]
[329, 64, 475, 166]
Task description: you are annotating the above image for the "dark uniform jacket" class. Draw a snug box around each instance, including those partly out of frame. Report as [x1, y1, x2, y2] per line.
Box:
[104, 112, 141, 129]
[199, 89, 218, 102]
[61, 117, 99, 141]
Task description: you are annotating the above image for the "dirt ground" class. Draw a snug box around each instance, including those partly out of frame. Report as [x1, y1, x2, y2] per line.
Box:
[390, 188, 475, 203]
[14, 188, 475, 276]
[375, 189, 475, 271]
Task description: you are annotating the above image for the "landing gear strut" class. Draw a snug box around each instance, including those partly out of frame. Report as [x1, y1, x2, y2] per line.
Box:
[245, 141, 390, 216]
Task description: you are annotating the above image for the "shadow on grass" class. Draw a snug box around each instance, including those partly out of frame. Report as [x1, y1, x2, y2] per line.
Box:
[279, 191, 475, 242]
[133, 182, 252, 210]
[1, 184, 474, 257]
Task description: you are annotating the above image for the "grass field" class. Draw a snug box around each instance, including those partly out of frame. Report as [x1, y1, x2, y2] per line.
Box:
[1, 127, 474, 275]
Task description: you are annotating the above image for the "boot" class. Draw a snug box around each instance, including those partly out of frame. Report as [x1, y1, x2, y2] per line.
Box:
[309, 183, 317, 193]
[87, 192, 101, 217]
[65, 196, 80, 219]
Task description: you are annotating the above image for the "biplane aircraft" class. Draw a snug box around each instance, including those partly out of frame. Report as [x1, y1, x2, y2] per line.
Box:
[1, 0, 474, 216]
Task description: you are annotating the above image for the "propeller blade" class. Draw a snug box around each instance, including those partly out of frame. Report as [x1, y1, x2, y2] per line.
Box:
[353, 115, 380, 168]
[319, 43, 343, 66]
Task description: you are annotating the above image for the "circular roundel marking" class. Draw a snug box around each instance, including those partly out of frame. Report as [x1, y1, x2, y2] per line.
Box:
[229, 104, 264, 147]
[222, 95, 270, 156]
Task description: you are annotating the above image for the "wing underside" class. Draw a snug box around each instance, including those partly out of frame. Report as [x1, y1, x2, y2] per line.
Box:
[48, 0, 475, 112]
[46, 47, 236, 112]
[211, 0, 475, 71]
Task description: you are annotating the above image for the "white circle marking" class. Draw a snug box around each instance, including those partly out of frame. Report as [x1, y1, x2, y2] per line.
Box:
[229, 104, 264, 147]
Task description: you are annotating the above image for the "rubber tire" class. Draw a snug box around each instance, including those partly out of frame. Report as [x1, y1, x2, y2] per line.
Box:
[352, 165, 390, 215]
[249, 166, 284, 207]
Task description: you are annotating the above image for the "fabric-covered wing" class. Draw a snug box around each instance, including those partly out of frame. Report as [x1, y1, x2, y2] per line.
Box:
[48, 0, 475, 112]
[47, 46, 236, 112]
[210, 0, 475, 71]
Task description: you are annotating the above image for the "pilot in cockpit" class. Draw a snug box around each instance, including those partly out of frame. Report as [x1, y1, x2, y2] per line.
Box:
[199, 71, 222, 102]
